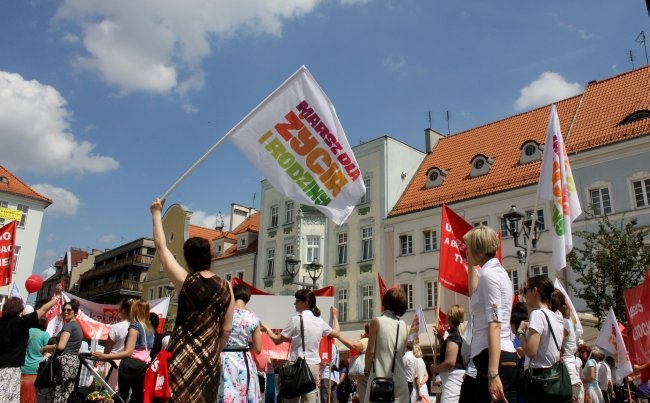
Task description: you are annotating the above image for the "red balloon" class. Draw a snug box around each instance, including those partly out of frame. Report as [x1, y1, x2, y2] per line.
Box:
[25, 274, 43, 294]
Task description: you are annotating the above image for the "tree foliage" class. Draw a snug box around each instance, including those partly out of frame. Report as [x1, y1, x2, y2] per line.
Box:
[568, 214, 650, 328]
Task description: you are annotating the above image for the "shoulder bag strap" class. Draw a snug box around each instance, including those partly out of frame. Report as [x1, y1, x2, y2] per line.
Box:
[541, 310, 560, 353]
[299, 314, 306, 357]
[390, 321, 400, 374]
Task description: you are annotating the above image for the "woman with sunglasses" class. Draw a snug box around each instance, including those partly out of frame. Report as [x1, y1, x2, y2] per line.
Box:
[41, 300, 83, 403]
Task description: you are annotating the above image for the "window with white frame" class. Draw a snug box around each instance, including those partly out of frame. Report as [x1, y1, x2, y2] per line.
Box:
[285, 243, 294, 261]
[400, 283, 414, 310]
[266, 248, 275, 277]
[525, 209, 546, 231]
[632, 178, 650, 208]
[425, 281, 438, 309]
[0, 200, 7, 225]
[306, 236, 320, 263]
[423, 230, 437, 252]
[337, 289, 348, 323]
[531, 265, 549, 278]
[337, 232, 348, 265]
[499, 217, 511, 238]
[12, 245, 20, 272]
[588, 186, 612, 216]
[399, 235, 413, 256]
[361, 226, 374, 260]
[237, 271, 245, 280]
[285, 201, 294, 224]
[270, 205, 279, 228]
[17, 204, 28, 228]
[360, 177, 371, 204]
[361, 284, 374, 320]
[507, 269, 520, 294]
[472, 219, 488, 227]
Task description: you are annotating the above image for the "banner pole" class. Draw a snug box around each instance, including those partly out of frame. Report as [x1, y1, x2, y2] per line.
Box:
[160, 66, 307, 201]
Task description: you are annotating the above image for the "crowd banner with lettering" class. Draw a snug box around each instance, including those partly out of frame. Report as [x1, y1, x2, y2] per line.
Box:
[595, 307, 634, 384]
[225, 66, 365, 226]
[439, 205, 473, 296]
[0, 221, 17, 286]
[536, 104, 581, 271]
[624, 271, 650, 369]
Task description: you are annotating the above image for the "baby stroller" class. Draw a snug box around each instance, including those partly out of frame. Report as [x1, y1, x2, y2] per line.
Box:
[67, 353, 124, 403]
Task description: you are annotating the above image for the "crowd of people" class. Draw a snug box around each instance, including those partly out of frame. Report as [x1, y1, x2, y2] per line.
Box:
[1, 204, 649, 403]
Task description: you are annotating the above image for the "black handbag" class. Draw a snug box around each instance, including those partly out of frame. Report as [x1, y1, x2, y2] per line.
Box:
[369, 321, 400, 402]
[119, 357, 149, 376]
[34, 354, 62, 389]
[279, 315, 317, 399]
[524, 310, 572, 403]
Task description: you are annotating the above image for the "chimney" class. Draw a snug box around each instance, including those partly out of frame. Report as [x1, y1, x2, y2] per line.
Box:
[424, 128, 445, 153]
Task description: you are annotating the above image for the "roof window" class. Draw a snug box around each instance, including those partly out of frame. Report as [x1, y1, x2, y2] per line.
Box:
[425, 167, 448, 188]
[520, 140, 543, 164]
[619, 110, 650, 125]
[470, 155, 494, 178]
[0, 176, 8, 184]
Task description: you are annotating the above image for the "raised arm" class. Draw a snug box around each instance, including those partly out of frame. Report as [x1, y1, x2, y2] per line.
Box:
[36, 285, 62, 318]
[337, 335, 364, 353]
[364, 317, 379, 376]
[150, 198, 187, 290]
[328, 306, 340, 338]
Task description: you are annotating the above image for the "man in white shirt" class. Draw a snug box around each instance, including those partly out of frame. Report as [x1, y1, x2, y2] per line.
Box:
[403, 341, 419, 402]
[319, 344, 339, 403]
[594, 348, 612, 403]
[104, 299, 131, 390]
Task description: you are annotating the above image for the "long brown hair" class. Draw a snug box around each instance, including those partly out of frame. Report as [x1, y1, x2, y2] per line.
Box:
[130, 300, 152, 333]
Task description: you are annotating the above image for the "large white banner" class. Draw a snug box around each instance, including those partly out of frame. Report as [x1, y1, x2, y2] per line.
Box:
[226, 66, 365, 226]
[595, 307, 633, 384]
[247, 294, 334, 329]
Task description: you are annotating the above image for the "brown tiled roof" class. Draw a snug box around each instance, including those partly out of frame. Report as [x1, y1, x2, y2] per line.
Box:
[0, 164, 52, 206]
[232, 212, 259, 235]
[390, 66, 650, 217]
[189, 224, 222, 241]
[215, 239, 258, 260]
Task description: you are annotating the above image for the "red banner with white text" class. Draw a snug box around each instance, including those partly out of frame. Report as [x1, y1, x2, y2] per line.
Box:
[0, 221, 17, 286]
[439, 205, 474, 296]
[624, 271, 650, 370]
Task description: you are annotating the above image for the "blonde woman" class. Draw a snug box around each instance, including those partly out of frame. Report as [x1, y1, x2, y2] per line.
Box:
[430, 305, 465, 403]
[413, 344, 430, 402]
[462, 226, 518, 403]
[94, 300, 153, 403]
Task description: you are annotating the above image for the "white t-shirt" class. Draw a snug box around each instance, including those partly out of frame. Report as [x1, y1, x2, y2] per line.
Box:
[597, 361, 611, 391]
[108, 320, 130, 353]
[470, 258, 515, 358]
[403, 351, 418, 382]
[526, 308, 565, 369]
[281, 309, 332, 365]
[561, 318, 582, 385]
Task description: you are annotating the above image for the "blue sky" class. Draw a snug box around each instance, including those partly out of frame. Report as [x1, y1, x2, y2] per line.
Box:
[0, 0, 648, 277]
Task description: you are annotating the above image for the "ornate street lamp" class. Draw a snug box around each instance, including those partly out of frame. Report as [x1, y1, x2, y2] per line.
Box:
[503, 205, 543, 265]
[306, 258, 323, 288]
[165, 281, 175, 299]
[284, 254, 301, 279]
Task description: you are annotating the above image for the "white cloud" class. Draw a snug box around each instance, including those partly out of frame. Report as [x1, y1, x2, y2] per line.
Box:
[0, 71, 120, 174]
[383, 56, 406, 71]
[41, 266, 57, 280]
[31, 184, 81, 215]
[98, 234, 118, 244]
[514, 72, 583, 111]
[53, 0, 331, 96]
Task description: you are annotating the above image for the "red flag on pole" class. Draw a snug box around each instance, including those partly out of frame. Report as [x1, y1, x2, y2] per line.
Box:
[439, 205, 474, 296]
[231, 277, 272, 295]
[0, 221, 17, 286]
[378, 273, 388, 299]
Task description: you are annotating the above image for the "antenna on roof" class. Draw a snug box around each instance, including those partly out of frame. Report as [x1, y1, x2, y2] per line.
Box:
[629, 49, 635, 69]
[445, 110, 451, 135]
[636, 30, 649, 66]
[428, 112, 432, 129]
[252, 192, 256, 209]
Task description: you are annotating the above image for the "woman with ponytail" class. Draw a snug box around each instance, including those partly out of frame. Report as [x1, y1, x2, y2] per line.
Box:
[262, 289, 340, 403]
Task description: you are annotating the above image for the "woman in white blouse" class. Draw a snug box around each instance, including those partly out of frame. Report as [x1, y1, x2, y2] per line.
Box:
[463, 226, 519, 402]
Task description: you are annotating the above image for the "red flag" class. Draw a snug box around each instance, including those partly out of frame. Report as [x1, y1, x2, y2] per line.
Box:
[0, 221, 17, 286]
[319, 336, 335, 363]
[624, 270, 650, 381]
[436, 308, 450, 335]
[314, 286, 334, 297]
[231, 277, 272, 295]
[439, 205, 474, 296]
[378, 273, 388, 299]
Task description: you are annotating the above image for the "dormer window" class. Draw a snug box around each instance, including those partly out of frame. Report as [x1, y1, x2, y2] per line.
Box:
[619, 110, 650, 125]
[470, 155, 494, 178]
[425, 167, 448, 188]
[520, 140, 543, 164]
[238, 237, 246, 249]
[215, 244, 223, 256]
[0, 176, 8, 184]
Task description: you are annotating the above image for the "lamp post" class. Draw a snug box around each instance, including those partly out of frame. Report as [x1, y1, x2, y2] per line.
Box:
[165, 281, 175, 299]
[306, 258, 323, 288]
[503, 205, 543, 272]
[284, 254, 301, 280]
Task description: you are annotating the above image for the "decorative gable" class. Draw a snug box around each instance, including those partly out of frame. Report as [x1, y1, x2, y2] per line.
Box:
[469, 154, 494, 178]
[520, 140, 543, 164]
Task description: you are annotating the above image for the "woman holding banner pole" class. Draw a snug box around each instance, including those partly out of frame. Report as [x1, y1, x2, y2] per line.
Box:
[463, 226, 518, 403]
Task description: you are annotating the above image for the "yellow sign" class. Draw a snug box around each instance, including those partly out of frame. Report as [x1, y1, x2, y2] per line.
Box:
[0, 207, 22, 222]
